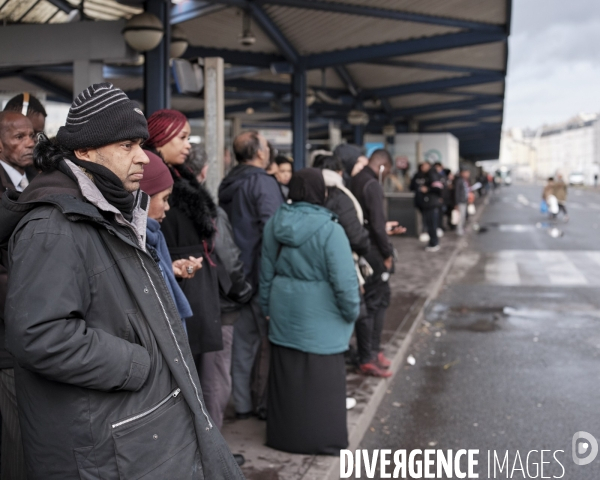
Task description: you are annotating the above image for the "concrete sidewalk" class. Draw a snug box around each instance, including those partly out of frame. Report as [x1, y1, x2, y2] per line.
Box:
[221, 212, 476, 480]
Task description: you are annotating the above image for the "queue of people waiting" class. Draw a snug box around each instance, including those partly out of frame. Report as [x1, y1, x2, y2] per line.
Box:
[410, 161, 486, 251]
[0, 84, 440, 479]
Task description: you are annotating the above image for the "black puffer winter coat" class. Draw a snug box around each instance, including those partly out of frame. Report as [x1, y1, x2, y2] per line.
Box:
[0, 162, 244, 480]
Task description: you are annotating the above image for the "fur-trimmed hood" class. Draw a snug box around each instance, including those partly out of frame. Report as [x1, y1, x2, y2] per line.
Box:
[169, 164, 217, 240]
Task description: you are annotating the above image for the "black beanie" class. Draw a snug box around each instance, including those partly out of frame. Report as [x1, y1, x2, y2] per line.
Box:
[56, 83, 148, 150]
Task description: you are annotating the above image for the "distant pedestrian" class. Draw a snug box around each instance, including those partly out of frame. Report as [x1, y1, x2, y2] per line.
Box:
[543, 177, 559, 219]
[411, 162, 443, 251]
[260, 168, 359, 455]
[274, 154, 293, 199]
[554, 174, 569, 221]
[455, 168, 470, 236]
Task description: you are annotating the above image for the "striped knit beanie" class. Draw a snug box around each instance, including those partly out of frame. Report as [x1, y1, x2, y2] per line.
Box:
[56, 83, 148, 150]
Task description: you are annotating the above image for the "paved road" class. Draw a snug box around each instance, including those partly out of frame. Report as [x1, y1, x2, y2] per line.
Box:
[358, 184, 600, 479]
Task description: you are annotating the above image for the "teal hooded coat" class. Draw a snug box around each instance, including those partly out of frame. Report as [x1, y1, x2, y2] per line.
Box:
[260, 202, 360, 355]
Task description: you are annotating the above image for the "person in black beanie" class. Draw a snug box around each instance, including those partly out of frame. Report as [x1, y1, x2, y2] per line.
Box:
[0, 83, 244, 479]
[333, 143, 368, 187]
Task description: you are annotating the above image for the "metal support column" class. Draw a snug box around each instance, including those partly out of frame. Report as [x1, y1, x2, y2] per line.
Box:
[204, 57, 225, 200]
[291, 68, 307, 169]
[144, 0, 170, 115]
[354, 124, 364, 146]
[73, 60, 103, 98]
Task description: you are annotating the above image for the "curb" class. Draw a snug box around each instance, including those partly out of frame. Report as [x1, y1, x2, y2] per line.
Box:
[301, 197, 491, 480]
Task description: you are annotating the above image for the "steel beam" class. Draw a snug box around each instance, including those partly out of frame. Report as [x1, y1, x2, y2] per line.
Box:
[367, 59, 503, 76]
[204, 0, 504, 33]
[45, 0, 75, 13]
[305, 31, 507, 69]
[420, 110, 502, 128]
[183, 46, 286, 68]
[247, 3, 299, 65]
[145, 0, 171, 114]
[334, 65, 359, 97]
[367, 74, 503, 99]
[291, 68, 307, 168]
[171, 1, 226, 24]
[392, 96, 504, 118]
[19, 73, 72, 102]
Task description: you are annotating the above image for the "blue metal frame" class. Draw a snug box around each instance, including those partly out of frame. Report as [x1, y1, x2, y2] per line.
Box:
[247, 3, 299, 65]
[305, 31, 507, 69]
[420, 110, 502, 128]
[367, 59, 502, 76]
[367, 74, 503, 99]
[183, 46, 285, 68]
[203, 0, 504, 33]
[45, 0, 74, 14]
[144, 0, 171, 115]
[171, 1, 226, 25]
[392, 96, 504, 118]
[20, 73, 71, 102]
[334, 65, 359, 97]
[291, 69, 307, 168]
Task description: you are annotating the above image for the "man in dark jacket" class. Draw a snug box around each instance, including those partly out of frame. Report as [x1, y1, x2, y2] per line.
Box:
[0, 110, 36, 480]
[0, 84, 243, 480]
[350, 149, 405, 377]
[218, 131, 283, 418]
[410, 162, 443, 251]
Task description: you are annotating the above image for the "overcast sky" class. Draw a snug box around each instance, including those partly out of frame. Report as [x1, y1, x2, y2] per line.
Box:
[503, 0, 600, 129]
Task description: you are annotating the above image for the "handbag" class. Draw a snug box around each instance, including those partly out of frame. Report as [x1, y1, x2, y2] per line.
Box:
[450, 208, 460, 225]
[467, 204, 476, 216]
[540, 200, 548, 214]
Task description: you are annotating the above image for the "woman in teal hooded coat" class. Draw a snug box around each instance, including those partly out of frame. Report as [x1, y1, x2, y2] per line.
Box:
[260, 168, 360, 455]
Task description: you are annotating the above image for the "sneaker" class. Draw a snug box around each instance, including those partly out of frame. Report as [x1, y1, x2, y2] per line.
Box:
[437, 228, 444, 238]
[419, 233, 430, 243]
[359, 362, 392, 378]
[346, 397, 357, 410]
[425, 245, 440, 252]
[233, 454, 245, 466]
[376, 352, 392, 369]
[235, 411, 253, 420]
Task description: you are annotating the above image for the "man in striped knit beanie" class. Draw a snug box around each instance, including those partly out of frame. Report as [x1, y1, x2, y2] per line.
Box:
[0, 83, 244, 479]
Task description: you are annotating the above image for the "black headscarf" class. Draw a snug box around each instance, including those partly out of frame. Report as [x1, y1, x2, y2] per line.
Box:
[288, 168, 326, 206]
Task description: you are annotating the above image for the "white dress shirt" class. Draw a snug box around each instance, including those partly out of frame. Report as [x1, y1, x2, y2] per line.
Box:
[0, 160, 27, 192]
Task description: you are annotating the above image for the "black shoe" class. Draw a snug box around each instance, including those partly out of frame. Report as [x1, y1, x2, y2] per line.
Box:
[235, 411, 253, 420]
[233, 454, 245, 466]
[256, 408, 267, 421]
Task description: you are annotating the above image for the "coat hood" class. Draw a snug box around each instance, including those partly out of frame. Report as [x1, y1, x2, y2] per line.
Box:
[218, 164, 268, 203]
[271, 202, 335, 247]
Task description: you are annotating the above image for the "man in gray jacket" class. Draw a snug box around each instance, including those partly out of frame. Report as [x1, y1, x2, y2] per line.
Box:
[0, 84, 243, 480]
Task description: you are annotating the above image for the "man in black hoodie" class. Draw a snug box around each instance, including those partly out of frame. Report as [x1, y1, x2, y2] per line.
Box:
[218, 131, 284, 418]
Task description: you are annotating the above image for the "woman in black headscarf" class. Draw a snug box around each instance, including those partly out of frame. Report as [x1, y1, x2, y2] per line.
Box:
[259, 168, 360, 455]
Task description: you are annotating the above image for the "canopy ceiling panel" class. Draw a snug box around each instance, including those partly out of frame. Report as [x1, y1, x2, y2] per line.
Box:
[180, 7, 279, 54]
[329, 0, 507, 25]
[345, 63, 465, 90]
[263, 4, 462, 56]
[0, 77, 46, 92]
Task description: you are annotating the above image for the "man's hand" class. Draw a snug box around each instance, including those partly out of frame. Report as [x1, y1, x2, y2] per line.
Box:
[173, 256, 203, 279]
[386, 221, 407, 236]
[384, 256, 394, 271]
[420, 186, 428, 193]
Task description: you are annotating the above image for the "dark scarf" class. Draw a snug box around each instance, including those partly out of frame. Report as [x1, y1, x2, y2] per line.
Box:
[169, 164, 217, 240]
[66, 156, 135, 221]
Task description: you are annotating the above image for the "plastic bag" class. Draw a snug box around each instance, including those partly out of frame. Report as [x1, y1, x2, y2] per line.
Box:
[546, 194, 559, 215]
[467, 204, 476, 216]
[451, 208, 460, 225]
[540, 200, 548, 214]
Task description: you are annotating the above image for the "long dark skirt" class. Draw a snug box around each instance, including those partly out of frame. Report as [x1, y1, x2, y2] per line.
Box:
[266, 343, 348, 455]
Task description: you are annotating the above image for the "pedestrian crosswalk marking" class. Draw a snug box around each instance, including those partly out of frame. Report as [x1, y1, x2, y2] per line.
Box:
[459, 250, 600, 286]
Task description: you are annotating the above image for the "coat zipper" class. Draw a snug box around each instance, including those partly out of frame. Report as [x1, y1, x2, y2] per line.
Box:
[135, 250, 213, 430]
[112, 388, 180, 429]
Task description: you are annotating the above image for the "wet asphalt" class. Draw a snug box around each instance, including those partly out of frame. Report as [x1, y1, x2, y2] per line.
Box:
[357, 184, 600, 479]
